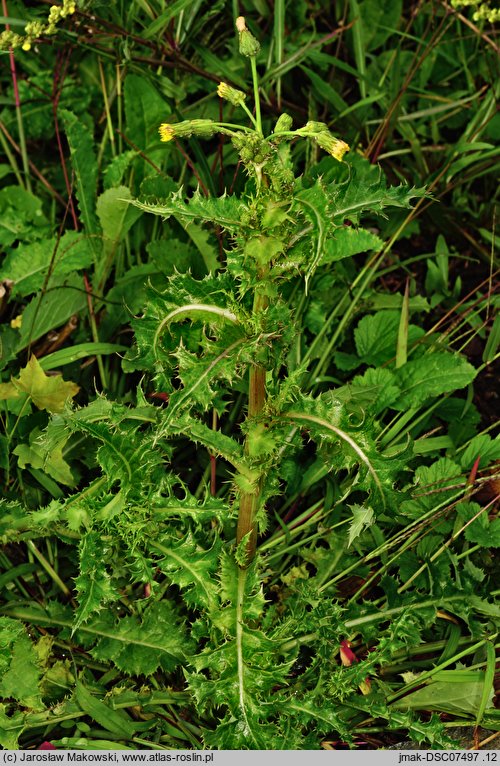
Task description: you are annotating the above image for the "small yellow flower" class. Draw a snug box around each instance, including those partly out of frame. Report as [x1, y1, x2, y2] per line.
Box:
[315, 132, 350, 162]
[159, 123, 175, 142]
[22, 41, 31, 51]
[217, 82, 246, 106]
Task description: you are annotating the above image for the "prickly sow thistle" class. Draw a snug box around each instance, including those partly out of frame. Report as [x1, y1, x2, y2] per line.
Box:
[155, 17, 350, 566]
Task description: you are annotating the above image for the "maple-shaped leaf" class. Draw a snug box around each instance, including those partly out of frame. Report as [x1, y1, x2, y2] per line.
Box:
[12, 356, 79, 413]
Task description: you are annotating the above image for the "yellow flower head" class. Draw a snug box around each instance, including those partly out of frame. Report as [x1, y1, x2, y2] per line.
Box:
[217, 82, 246, 107]
[159, 124, 175, 142]
[315, 131, 350, 162]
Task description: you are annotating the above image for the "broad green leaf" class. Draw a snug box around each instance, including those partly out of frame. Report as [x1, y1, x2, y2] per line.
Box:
[103, 150, 137, 190]
[349, 367, 401, 413]
[358, 0, 402, 51]
[0, 186, 49, 247]
[124, 75, 167, 186]
[12, 355, 79, 413]
[354, 310, 425, 366]
[60, 110, 100, 251]
[392, 671, 494, 716]
[400, 458, 462, 517]
[394, 353, 477, 409]
[75, 682, 137, 738]
[95, 186, 143, 286]
[459, 434, 500, 471]
[0, 232, 93, 298]
[96, 186, 142, 243]
[457, 502, 500, 548]
[17, 272, 88, 350]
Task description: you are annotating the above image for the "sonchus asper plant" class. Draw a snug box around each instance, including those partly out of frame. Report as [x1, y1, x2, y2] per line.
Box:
[4, 15, 493, 751]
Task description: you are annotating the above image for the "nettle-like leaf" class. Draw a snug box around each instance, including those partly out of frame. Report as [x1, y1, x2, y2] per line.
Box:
[399, 457, 463, 517]
[129, 188, 246, 233]
[0, 231, 93, 298]
[394, 352, 477, 409]
[341, 367, 401, 414]
[457, 502, 500, 547]
[459, 433, 500, 470]
[73, 532, 120, 631]
[354, 310, 425, 366]
[91, 601, 192, 676]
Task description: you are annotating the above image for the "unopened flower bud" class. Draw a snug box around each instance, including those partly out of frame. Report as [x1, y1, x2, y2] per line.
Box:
[315, 131, 350, 162]
[274, 113, 293, 133]
[236, 16, 261, 58]
[301, 120, 328, 135]
[217, 82, 246, 107]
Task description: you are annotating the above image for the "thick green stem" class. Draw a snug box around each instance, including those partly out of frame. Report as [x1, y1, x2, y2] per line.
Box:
[236, 287, 268, 564]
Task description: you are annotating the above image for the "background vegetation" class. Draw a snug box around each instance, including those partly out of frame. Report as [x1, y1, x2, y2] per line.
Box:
[0, 0, 498, 751]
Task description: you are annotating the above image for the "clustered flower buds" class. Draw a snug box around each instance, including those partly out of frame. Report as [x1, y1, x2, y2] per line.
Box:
[236, 16, 261, 58]
[0, 0, 76, 51]
[450, 0, 500, 22]
[217, 82, 247, 107]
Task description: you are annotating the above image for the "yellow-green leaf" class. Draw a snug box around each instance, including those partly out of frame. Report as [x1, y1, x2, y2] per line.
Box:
[12, 356, 79, 413]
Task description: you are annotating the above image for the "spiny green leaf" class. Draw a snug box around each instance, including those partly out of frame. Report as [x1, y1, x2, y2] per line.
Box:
[0, 617, 42, 710]
[348, 504, 375, 546]
[74, 532, 119, 631]
[91, 602, 191, 676]
[130, 188, 246, 232]
[153, 533, 221, 611]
